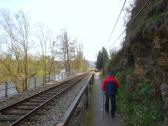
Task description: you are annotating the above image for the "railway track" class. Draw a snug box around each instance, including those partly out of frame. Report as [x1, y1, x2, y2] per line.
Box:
[0, 73, 88, 126]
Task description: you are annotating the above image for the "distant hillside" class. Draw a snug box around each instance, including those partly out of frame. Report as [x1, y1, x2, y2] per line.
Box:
[87, 61, 95, 68]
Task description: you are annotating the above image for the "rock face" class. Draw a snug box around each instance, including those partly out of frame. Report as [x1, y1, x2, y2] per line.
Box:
[126, 0, 168, 124]
[161, 84, 168, 126]
[108, 0, 168, 125]
[114, 0, 168, 85]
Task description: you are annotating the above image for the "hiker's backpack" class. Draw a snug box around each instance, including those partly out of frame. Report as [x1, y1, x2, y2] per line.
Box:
[105, 81, 118, 96]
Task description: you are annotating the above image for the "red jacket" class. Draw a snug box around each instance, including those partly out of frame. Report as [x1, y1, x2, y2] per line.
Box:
[102, 75, 121, 94]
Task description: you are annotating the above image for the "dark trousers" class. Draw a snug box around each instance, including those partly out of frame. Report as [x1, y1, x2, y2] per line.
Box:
[105, 95, 116, 115]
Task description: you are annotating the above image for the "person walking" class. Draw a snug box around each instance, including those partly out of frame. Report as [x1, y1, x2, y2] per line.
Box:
[102, 72, 121, 117]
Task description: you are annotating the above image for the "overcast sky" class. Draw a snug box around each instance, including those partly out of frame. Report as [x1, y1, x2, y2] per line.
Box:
[0, 0, 133, 61]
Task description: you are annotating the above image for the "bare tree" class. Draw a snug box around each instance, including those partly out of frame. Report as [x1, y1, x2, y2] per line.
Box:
[0, 9, 31, 91]
[48, 39, 59, 77]
[36, 24, 59, 82]
[71, 43, 89, 72]
[15, 11, 30, 90]
[57, 30, 75, 73]
[36, 24, 48, 83]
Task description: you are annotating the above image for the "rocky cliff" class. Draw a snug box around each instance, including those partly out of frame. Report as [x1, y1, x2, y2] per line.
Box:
[108, 0, 168, 125]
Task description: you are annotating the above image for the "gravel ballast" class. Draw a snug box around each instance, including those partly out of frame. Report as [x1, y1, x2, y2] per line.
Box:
[20, 76, 90, 126]
[0, 75, 90, 126]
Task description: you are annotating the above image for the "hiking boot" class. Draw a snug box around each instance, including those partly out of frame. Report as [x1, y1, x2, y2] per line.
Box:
[105, 109, 109, 114]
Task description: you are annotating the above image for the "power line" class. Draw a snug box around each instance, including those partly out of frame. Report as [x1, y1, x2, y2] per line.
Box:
[108, 0, 151, 50]
[107, 30, 125, 50]
[144, 0, 151, 6]
[105, 0, 127, 47]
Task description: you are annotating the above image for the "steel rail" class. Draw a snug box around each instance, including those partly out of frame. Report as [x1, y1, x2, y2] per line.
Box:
[10, 76, 84, 126]
[0, 74, 84, 113]
[0, 73, 88, 126]
[56, 73, 94, 126]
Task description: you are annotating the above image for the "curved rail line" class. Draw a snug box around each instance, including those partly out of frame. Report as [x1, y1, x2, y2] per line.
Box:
[0, 73, 88, 126]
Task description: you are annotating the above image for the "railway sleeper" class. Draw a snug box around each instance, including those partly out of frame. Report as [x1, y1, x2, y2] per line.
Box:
[35, 106, 51, 111]
[0, 115, 20, 122]
[38, 94, 54, 97]
[31, 96, 51, 100]
[41, 106, 57, 111]
[21, 121, 38, 126]
[42, 92, 59, 95]
[16, 106, 36, 110]
[35, 109, 49, 116]
[0, 122, 11, 126]
[22, 102, 41, 106]
[27, 115, 42, 122]
[47, 101, 58, 106]
[2, 110, 28, 115]
[28, 99, 46, 103]
[35, 96, 52, 99]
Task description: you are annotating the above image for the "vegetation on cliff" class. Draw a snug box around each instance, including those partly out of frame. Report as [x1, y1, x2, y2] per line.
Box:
[105, 0, 168, 125]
